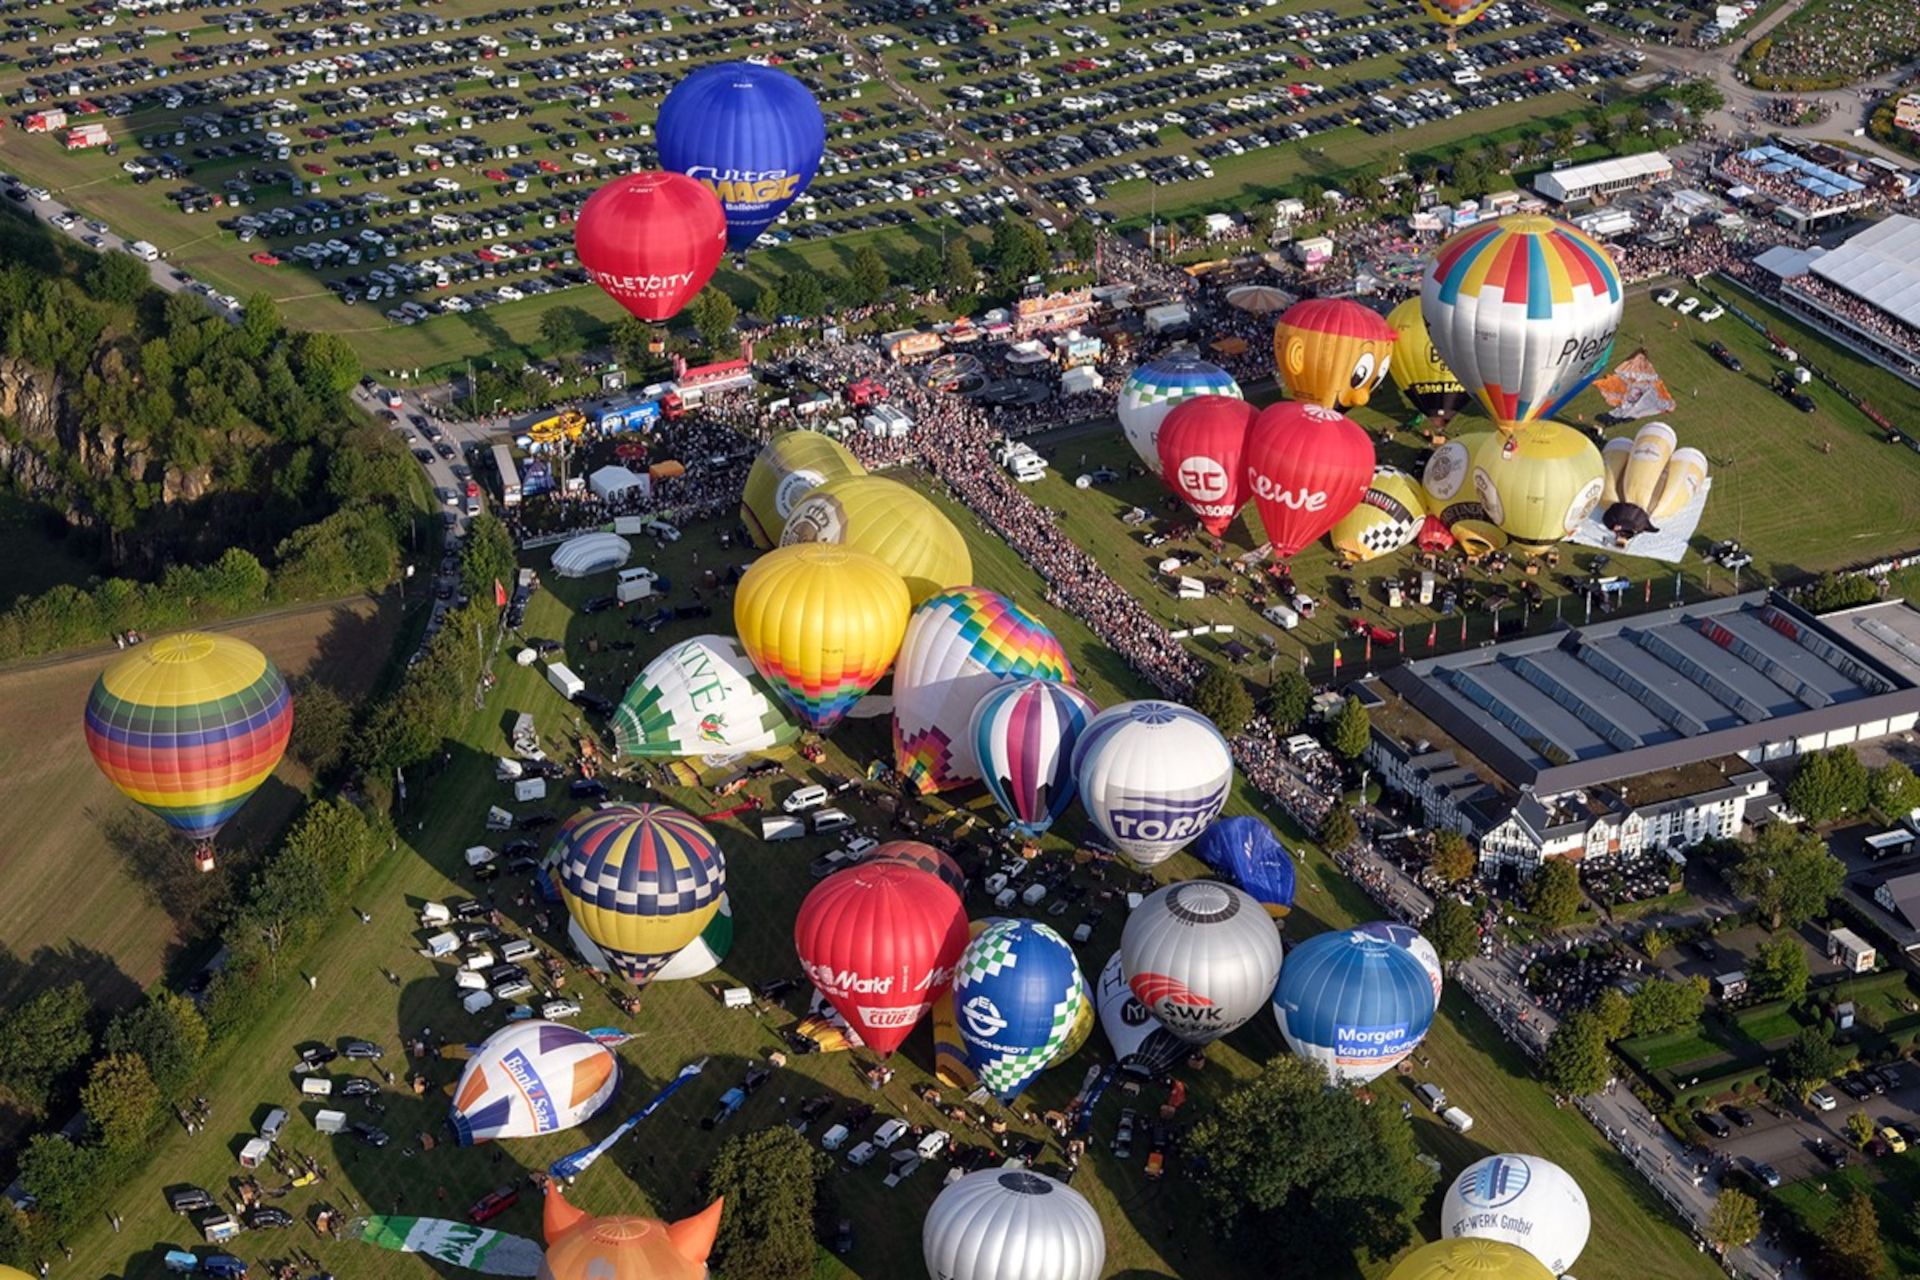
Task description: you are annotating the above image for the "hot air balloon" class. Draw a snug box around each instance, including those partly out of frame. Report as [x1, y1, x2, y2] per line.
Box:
[450, 1022, 619, 1144]
[1243, 401, 1375, 559]
[1387, 296, 1471, 426]
[1117, 355, 1243, 475]
[780, 475, 971, 606]
[1272, 929, 1437, 1083]
[1072, 701, 1233, 868]
[1386, 1239, 1554, 1280]
[1419, 436, 1507, 557]
[734, 543, 912, 732]
[970, 679, 1100, 838]
[611, 635, 798, 759]
[794, 861, 969, 1057]
[1416, 0, 1499, 40]
[1599, 421, 1709, 542]
[1427, 424, 1606, 554]
[1192, 816, 1296, 917]
[1157, 395, 1259, 536]
[893, 588, 1073, 793]
[1442, 1154, 1591, 1275]
[1421, 215, 1624, 431]
[1356, 920, 1443, 1006]
[951, 919, 1087, 1101]
[575, 171, 728, 322]
[656, 62, 826, 252]
[1094, 952, 1190, 1076]
[1273, 298, 1398, 409]
[656, 893, 734, 981]
[553, 804, 726, 990]
[84, 631, 293, 873]
[1120, 882, 1283, 1046]
[1328, 466, 1426, 564]
[741, 432, 866, 549]
[540, 1182, 723, 1280]
[864, 840, 968, 896]
[923, 1169, 1106, 1280]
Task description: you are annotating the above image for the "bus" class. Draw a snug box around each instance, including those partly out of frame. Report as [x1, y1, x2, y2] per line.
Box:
[492, 443, 521, 508]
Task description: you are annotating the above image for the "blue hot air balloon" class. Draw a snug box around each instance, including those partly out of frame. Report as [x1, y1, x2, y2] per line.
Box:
[1272, 929, 1436, 1084]
[1193, 817, 1296, 918]
[656, 63, 826, 252]
[951, 919, 1088, 1101]
[970, 679, 1099, 838]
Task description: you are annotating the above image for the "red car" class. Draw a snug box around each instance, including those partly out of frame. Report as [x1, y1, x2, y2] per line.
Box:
[484, 168, 508, 181]
[468, 1187, 518, 1224]
[536, 159, 559, 173]
[249, 251, 281, 266]
[302, 162, 328, 175]
[1347, 617, 1399, 646]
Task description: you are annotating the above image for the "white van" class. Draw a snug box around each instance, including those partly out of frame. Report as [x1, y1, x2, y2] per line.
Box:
[547, 663, 585, 700]
[513, 777, 547, 802]
[418, 901, 452, 927]
[462, 989, 496, 1014]
[1451, 68, 1481, 86]
[874, 1118, 909, 1149]
[454, 968, 487, 992]
[821, 1123, 850, 1151]
[1263, 602, 1299, 630]
[314, 1109, 348, 1135]
[812, 808, 854, 834]
[464, 845, 499, 867]
[1442, 1106, 1474, 1133]
[616, 567, 656, 604]
[846, 1140, 876, 1167]
[499, 938, 536, 963]
[300, 1076, 333, 1097]
[783, 785, 829, 814]
[259, 1107, 289, 1141]
[761, 815, 806, 841]
[423, 931, 460, 958]
[128, 239, 160, 261]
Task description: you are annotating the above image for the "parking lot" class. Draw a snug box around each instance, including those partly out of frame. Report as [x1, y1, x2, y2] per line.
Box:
[1709, 1062, 1920, 1188]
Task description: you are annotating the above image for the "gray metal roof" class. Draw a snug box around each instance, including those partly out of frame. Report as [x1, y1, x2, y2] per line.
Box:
[1809, 215, 1920, 330]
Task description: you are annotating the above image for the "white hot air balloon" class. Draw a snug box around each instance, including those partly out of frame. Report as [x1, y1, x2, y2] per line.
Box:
[610, 634, 799, 759]
[923, 1168, 1105, 1280]
[1442, 1154, 1591, 1276]
[1116, 355, 1243, 475]
[1071, 701, 1233, 868]
[1094, 952, 1190, 1076]
[1119, 881, 1283, 1046]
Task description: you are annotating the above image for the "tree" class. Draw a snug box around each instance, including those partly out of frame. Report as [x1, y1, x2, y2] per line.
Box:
[1729, 823, 1844, 930]
[988, 218, 1049, 288]
[1784, 748, 1870, 824]
[105, 991, 207, 1101]
[687, 288, 740, 354]
[1430, 831, 1477, 885]
[610, 315, 654, 367]
[1628, 976, 1707, 1036]
[16, 1133, 102, 1229]
[1426, 896, 1479, 966]
[1639, 926, 1671, 962]
[1191, 668, 1255, 736]
[287, 679, 353, 777]
[83, 1052, 161, 1151]
[1329, 695, 1371, 760]
[1066, 218, 1097, 262]
[459, 513, 519, 607]
[1190, 1056, 1434, 1259]
[1541, 1010, 1610, 1096]
[846, 246, 892, 307]
[1778, 1026, 1849, 1094]
[1264, 669, 1312, 733]
[1708, 1189, 1761, 1250]
[707, 1126, 831, 1280]
[1869, 760, 1920, 818]
[1591, 987, 1633, 1042]
[1319, 805, 1359, 853]
[1751, 935, 1810, 1002]
[1845, 1109, 1875, 1149]
[942, 240, 977, 298]
[539, 306, 581, 350]
[1818, 1189, 1884, 1280]
[0, 981, 93, 1110]
[1525, 859, 1583, 929]
[754, 284, 783, 321]
[85, 251, 152, 305]
[777, 271, 828, 319]
[289, 330, 361, 397]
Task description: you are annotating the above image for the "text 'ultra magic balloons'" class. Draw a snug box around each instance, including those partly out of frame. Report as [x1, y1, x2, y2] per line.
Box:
[1117, 355, 1243, 475]
[1273, 929, 1437, 1084]
[952, 918, 1088, 1101]
[1387, 296, 1471, 426]
[894, 587, 1073, 794]
[734, 543, 912, 732]
[923, 1169, 1106, 1280]
[451, 1021, 618, 1144]
[1442, 1154, 1591, 1276]
[741, 431, 866, 549]
[1244, 401, 1376, 559]
[1421, 215, 1623, 430]
[795, 861, 969, 1057]
[540, 1183, 723, 1280]
[1072, 701, 1233, 867]
[611, 634, 798, 759]
[971, 678, 1100, 838]
[1157, 395, 1259, 536]
[575, 171, 727, 322]
[657, 62, 826, 252]
[1192, 816, 1297, 917]
[1121, 881, 1283, 1046]
[1273, 298, 1398, 409]
[1385, 1239, 1553, 1280]
[553, 804, 726, 990]
[780, 475, 971, 606]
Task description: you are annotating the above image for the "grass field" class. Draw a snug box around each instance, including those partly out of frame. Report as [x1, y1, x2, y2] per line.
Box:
[49, 493, 1718, 1280]
[1773, 1147, 1920, 1276]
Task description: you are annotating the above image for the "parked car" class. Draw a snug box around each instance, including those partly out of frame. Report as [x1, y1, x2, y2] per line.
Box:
[1721, 1104, 1753, 1129]
[166, 1186, 216, 1215]
[1809, 1088, 1837, 1112]
[245, 1206, 295, 1229]
[1748, 1160, 1780, 1189]
[337, 1077, 380, 1098]
[468, 1186, 520, 1224]
[352, 1122, 391, 1148]
[1695, 1110, 1732, 1140]
[342, 1039, 384, 1060]
[1114, 1108, 1137, 1158]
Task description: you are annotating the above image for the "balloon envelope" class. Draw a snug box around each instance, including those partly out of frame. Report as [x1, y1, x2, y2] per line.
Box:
[971, 678, 1100, 837]
[741, 432, 866, 549]
[1072, 701, 1233, 868]
[611, 634, 798, 759]
[734, 543, 912, 732]
[1442, 1154, 1591, 1275]
[1117, 355, 1242, 475]
[1387, 296, 1471, 425]
[1192, 816, 1296, 916]
[794, 861, 969, 1057]
[540, 1184, 722, 1280]
[553, 804, 726, 989]
[1387, 1240, 1554, 1280]
[1157, 395, 1259, 535]
[656, 62, 826, 251]
[1272, 298, 1398, 409]
[1095, 951, 1190, 1076]
[1426, 424, 1606, 552]
[780, 475, 971, 606]
[1328, 466, 1426, 564]
[1356, 920, 1443, 1005]
[1273, 929, 1437, 1083]
[923, 1169, 1105, 1280]
[864, 840, 968, 896]
[1244, 401, 1375, 558]
[1120, 881, 1283, 1046]
[1418, 0, 1498, 25]
[451, 1021, 618, 1144]
[575, 171, 727, 322]
[893, 588, 1074, 793]
[952, 918, 1087, 1101]
[84, 631, 293, 845]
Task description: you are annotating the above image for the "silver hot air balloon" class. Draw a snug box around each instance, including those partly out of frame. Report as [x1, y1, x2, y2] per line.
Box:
[1118, 881, 1283, 1046]
[923, 1168, 1105, 1280]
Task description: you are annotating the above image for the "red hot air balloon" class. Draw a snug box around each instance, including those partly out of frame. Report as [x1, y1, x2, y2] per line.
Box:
[1244, 402, 1375, 558]
[575, 171, 727, 322]
[794, 861, 969, 1057]
[1158, 396, 1259, 536]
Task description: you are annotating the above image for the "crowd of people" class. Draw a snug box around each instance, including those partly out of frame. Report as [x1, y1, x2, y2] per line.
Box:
[1779, 273, 1920, 367]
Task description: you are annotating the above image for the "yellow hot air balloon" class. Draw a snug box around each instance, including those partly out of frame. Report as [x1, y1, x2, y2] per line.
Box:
[1387, 1239, 1553, 1280]
[734, 543, 911, 732]
[1420, 436, 1507, 557]
[1387, 297, 1470, 427]
[1600, 421, 1709, 542]
[1425, 424, 1604, 555]
[779, 475, 972, 606]
[740, 432, 866, 548]
[1330, 466, 1427, 563]
[1416, 0, 1498, 40]
[1272, 299, 1399, 410]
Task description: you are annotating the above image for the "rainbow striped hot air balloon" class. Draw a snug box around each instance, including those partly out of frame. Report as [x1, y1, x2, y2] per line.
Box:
[1420, 215, 1623, 431]
[552, 804, 726, 991]
[84, 631, 293, 871]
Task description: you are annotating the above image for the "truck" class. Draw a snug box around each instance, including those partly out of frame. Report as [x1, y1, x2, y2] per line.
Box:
[616, 567, 656, 604]
[546, 663, 585, 700]
[492, 443, 521, 508]
[1144, 303, 1191, 336]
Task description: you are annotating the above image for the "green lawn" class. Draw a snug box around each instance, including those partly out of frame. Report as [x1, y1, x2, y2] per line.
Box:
[1772, 1149, 1920, 1276]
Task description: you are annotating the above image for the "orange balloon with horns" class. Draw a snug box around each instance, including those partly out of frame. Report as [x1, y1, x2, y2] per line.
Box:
[539, 1182, 724, 1280]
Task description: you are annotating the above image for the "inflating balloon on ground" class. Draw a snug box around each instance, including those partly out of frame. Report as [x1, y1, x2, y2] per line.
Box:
[1072, 700, 1233, 867]
[970, 678, 1100, 837]
[1441, 1154, 1591, 1275]
[779, 475, 972, 606]
[740, 432, 866, 549]
[951, 918, 1087, 1101]
[734, 543, 912, 732]
[1272, 297, 1398, 409]
[1272, 928, 1437, 1084]
[610, 635, 797, 759]
[552, 804, 726, 990]
[1192, 816, 1297, 916]
[450, 1021, 618, 1144]
[1120, 881, 1283, 1046]
[1117, 354, 1243, 475]
[923, 1169, 1106, 1280]
[1243, 401, 1376, 559]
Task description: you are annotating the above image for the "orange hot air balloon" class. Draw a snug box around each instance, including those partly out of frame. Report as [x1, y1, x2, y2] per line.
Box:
[540, 1182, 723, 1280]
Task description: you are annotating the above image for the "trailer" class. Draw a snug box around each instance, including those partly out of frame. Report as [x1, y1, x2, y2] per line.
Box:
[546, 663, 585, 700]
[492, 443, 521, 508]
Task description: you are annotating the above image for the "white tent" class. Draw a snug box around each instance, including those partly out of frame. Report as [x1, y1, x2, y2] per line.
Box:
[588, 464, 649, 502]
[551, 531, 633, 579]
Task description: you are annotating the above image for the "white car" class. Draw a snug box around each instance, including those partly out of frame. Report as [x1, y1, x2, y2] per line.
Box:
[1676, 296, 1700, 316]
[873, 1118, 909, 1149]
[1808, 1088, 1836, 1112]
[540, 999, 581, 1020]
[1698, 305, 1724, 322]
[432, 177, 461, 192]
[1654, 288, 1678, 307]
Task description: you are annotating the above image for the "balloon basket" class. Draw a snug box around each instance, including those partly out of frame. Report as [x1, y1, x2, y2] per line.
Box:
[193, 846, 217, 874]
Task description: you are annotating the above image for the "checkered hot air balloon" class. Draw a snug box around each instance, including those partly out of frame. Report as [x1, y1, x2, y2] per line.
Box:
[450, 1021, 619, 1144]
[552, 804, 726, 991]
[1117, 355, 1243, 475]
[952, 919, 1087, 1101]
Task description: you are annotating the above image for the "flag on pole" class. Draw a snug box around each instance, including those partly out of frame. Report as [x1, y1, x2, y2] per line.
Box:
[1645, 577, 1653, 604]
[1397, 628, 1405, 654]
[1365, 634, 1373, 663]
[494, 579, 508, 608]
[1427, 622, 1436, 649]
[1459, 613, 1467, 644]
[1332, 641, 1342, 672]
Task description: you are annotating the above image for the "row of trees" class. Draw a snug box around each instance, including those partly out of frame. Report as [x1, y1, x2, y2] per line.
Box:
[1785, 747, 1920, 826]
